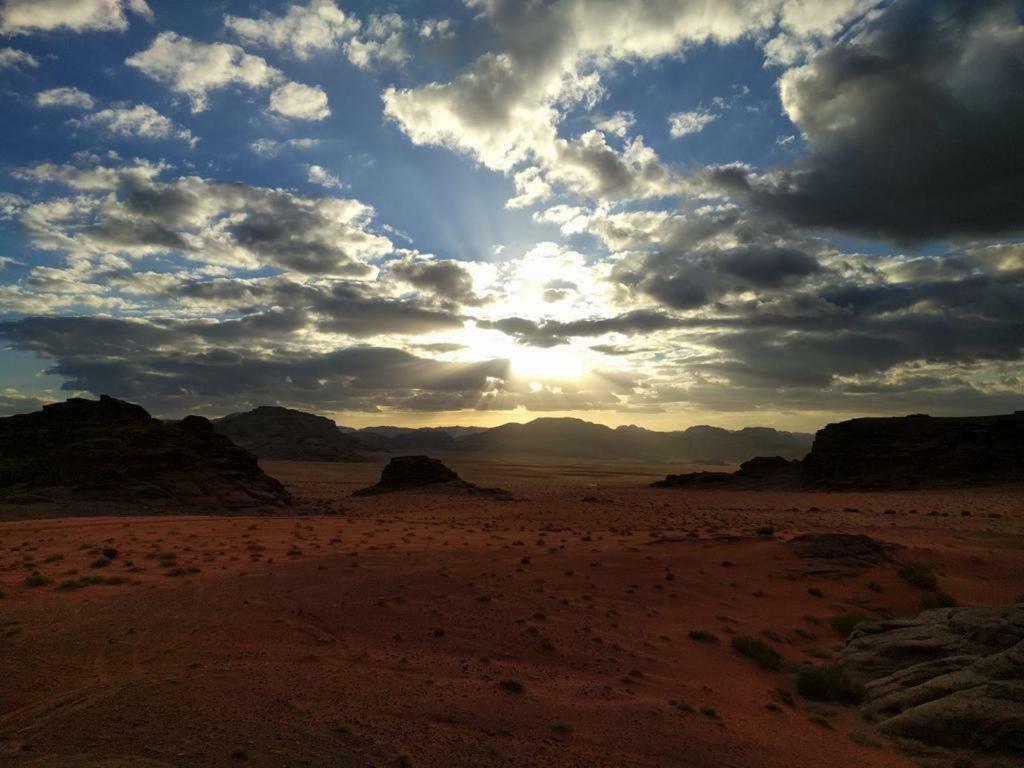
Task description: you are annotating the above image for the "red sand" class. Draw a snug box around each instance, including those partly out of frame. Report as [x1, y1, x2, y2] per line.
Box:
[1, 458, 1021, 767]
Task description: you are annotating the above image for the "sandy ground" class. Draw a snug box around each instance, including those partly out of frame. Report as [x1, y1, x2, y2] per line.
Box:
[1, 456, 1022, 768]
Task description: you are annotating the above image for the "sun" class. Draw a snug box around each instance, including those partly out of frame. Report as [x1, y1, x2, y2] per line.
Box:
[449, 325, 593, 382]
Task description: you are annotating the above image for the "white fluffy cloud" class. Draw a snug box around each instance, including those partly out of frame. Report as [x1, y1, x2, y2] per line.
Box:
[0, 0, 152, 35]
[36, 86, 94, 109]
[126, 31, 283, 112]
[0, 46, 37, 69]
[345, 13, 408, 70]
[225, 0, 360, 60]
[269, 81, 330, 120]
[667, 108, 718, 138]
[249, 137, 321, 157]
[77, 103, 196, 145]
[126, 32, 330, 121]
[419, 18, 453, 40]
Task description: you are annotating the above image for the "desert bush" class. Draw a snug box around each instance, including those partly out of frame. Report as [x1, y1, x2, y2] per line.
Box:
[830, 612, 871, 638]
[731, 635, 781, 670]
[794, 664, 864, 704]
[898, 562, 937, 590]
[689, 629, 719, 643]
[24, 571, 51, 587]
[498, 678, 524, 694]
[921, 590, 958, 609]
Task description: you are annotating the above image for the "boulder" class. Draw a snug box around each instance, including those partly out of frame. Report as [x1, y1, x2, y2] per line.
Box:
[840, 604, 1024, 753]
[0, 395, 290, 509]
[353, 455, 508, 497]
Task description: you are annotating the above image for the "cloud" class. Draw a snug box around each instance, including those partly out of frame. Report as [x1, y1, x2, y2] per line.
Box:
[0, 0, 152, 35]
[711, 0, 1024, 243]
[0, 46, 38, 69]
[419, 18, 453, 41]
[35, 86, 94, 109]
[76, 103, 195, 144]
[386, 255, 484, 307]
[126, 31, 282, 113]
[269, 81, 330, 120]
[307, 164, 343, 189]
[249, 137, 321, 157]
[16, 157, 393, 276]
[667, 108, 718, 138]
[345, 13, 408, 70]
[592, 111, 635, 137]
[224, 0, 359, 60]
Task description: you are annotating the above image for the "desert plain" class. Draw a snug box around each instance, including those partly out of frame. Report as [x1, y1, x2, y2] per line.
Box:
[1, 456, 1021, 768]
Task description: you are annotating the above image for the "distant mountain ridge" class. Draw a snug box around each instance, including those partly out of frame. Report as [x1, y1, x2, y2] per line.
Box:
[211, 409, 813, 464]
[455, 417, 812, 462]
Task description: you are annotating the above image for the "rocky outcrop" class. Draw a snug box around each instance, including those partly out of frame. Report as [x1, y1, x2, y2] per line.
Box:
[802, 412, 1024, 489]
[787, 533, 898, 567]
[652, 456, 802, 489]
[0, 396, 290, 508]
[841, 604, 1024, 753]
[353, 455, 509, 497]
[214, 406, 364, 462]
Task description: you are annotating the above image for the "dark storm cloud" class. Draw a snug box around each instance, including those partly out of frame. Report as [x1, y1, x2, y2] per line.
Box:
[387, 256, 484, 307]
[712, 0, 1024, 243]
[311, 283, 464, 337]
[0, 315, 511, 416]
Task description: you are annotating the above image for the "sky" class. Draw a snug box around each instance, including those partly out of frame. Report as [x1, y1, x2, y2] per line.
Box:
[0, 0, 1021, 432]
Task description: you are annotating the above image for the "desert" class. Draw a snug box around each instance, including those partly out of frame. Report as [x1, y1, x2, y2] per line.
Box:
[1, 401, 1022, 768]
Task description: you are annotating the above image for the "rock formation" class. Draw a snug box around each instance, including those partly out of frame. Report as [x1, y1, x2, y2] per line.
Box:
[214, 405, 364, 462]
[802, 412, 1024, 489]
[841, 604, 1024, 753]
[0, 395, 291, 508]
[353, 455, 509, 497]
[652, 456, 802, 489]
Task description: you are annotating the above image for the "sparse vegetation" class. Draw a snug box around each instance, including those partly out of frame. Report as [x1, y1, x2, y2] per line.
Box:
[731, 635, 782, 671]
[795, 665, 865, 704]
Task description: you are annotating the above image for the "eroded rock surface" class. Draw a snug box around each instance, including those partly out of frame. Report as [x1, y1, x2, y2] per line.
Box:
[0, 395, 291, 509]
[841, 604, 1024, 753]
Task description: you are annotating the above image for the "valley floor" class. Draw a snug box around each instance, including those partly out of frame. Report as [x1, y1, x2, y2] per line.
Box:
[1, 459, 1022, 768]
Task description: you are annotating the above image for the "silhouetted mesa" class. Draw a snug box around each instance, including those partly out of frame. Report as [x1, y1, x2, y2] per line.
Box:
[801, 412, 1024, 489]
[841, 604, 1024, 753]
[0, 395, 290, 508]
[214, 405, 364, 462]
[353, 455, 510, 497]
[652, 456, 802, 489]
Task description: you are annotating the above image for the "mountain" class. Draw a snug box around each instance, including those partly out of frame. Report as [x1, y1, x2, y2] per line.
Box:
[341, 425, 488, 452]
[213, 406, 364, 462]
[0, 396, 290, 508]
[456, 417, 812, 463]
